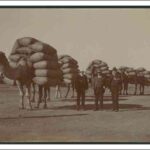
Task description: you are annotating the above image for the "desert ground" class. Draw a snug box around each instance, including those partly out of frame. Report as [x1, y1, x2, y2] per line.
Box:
[0, 83, 150, 143]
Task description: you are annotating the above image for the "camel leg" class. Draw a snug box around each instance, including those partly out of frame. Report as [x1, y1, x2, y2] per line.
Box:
[58, 86, 62, 98]
[25, 85, 32, 110]
[55, 85, 59, 99]
[71, 85, 75, 98]
[134, 83, 137, 95]
[36, 85, 42, 108]
[17, 82, 25, 109]
[31, 83, 35, 102]
[47, 87, 51, 101]
[65, 84, 70, 98]
[43, 86, 48, 109]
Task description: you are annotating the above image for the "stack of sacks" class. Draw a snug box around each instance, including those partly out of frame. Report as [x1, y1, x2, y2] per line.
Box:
[86, 59, 109, 78]
[119, 66, 128, 72]
[9, 37, 62, 86]
[136, 67, 146, 77]
[143, 71, 150, 82]
[58, 55, 79, 84]
[126, 67, 136, 76]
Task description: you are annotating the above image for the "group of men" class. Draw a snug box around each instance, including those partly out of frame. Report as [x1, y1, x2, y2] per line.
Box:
[74, 68, 121, 112]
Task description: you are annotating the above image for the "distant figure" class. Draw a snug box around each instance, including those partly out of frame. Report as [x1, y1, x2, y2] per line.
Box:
[93, 72, 105, 111]
[74, 71, 88, 110]
[111, 70, 121, 112]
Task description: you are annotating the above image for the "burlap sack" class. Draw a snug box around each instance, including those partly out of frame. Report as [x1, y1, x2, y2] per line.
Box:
[9, 54, 23, 62]
[60, 57, 77, 64]
[14, 47, 33, 54]
[58, 55, 72, 60]
[61, 62, 78, 69]
[33, 60, 59, 69]
[34, 69, 62, 78]
[29, 52, 54, 63]
[136, 67, 146, 72]
[63, 73, 77, 79]
[28, 41, 56, 55]
[63, 78, 72, 84]
[62, 68, 79, 74]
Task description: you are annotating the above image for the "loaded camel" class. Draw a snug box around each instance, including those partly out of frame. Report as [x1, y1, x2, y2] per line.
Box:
[120, 70, 145, 95]
[0, 52, 34, 110]
[0, 52, 51, 109]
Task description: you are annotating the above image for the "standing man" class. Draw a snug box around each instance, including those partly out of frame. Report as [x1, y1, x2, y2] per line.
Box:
[93, 71, 105, 111]
[111, 70, 121, 112]
[74, 71, 88, 110]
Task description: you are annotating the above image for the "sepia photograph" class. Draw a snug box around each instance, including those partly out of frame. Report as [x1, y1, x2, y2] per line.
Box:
[0, 7, 150, 143]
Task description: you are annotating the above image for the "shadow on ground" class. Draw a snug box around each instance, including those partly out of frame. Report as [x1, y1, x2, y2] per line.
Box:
[53, 103, 150, 111]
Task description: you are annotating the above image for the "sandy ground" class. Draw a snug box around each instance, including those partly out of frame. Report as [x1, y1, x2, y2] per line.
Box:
[0, 84, 150, 143]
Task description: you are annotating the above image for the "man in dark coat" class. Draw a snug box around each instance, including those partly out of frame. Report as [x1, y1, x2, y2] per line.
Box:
[93, 72, 105, 111]
[74, 71, 88, 110]
[111, 70, 121, 112]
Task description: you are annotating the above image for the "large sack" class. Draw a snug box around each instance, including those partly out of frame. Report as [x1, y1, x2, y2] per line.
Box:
[144, 74, 150, 78]
[9, 54, 23, 62]
[63, 78, 72, 84]
[128, 72, 136, 76]
[30, 52, 56, 63]
[102, 70, 110, 74]
[60, 57, 77, 64]
[34, 69, 62, 78]
[62, 68, 79, 74]
[9, 61, 18, 69]
[92, 60, 102, 64]
[11, 37, 37, 54]
[33, 60, 59, 69]
[126, 68, 134, 72]
[58, 55, 72, 60]
[29, 41, 56, 55]
[63, 73, 77, 79]
[15, 47, 33, 54]
[61, 62, 78, 69]
[119, 66, 128, 70]
[100, 66, 109, 71]
[143, 71, 150, 75]
[18, 37, 37, 46]
[136, 67, 146, 72]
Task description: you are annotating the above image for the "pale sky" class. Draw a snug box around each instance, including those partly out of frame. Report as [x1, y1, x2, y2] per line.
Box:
[1, 8, 150, 70]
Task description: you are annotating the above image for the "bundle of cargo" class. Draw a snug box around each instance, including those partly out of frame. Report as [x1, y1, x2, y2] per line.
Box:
[58, 55, 79, 84]
[86, 59, 109, 78]
[136, 67, 146, 77]
[126, 67, 136, 76]
[9, 37, 62, 86]
[119, 66, 128, 71]
[143, 70, 150, 82]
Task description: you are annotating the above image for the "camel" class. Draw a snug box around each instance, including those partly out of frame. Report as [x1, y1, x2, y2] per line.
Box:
[55, 80, 75, 99]
[120, 70, 145, 95]
[0, 51, 34, 110]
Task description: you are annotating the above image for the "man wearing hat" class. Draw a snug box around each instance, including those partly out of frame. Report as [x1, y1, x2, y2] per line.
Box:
[110, 70, 121, 112]
[93, 71, 105, 111]
[74, 71, 88, 110]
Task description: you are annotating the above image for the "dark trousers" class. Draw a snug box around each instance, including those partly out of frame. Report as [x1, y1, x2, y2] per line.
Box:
[111, 88, 119, 111]
[76, 90, 85, 109]
[94, 88, 104, 110]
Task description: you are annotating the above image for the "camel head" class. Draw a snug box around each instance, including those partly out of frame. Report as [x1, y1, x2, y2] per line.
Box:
[0, 51, 9, 72]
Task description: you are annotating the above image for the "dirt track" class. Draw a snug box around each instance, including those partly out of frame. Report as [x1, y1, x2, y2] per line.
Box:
[0, 84, 150, 143]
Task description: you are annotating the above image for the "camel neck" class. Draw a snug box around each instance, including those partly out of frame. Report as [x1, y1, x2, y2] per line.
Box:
[3, 63, 20, 80]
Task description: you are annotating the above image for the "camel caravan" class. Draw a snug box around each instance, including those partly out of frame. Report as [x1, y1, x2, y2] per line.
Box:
[0, 37, 150, 111]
